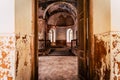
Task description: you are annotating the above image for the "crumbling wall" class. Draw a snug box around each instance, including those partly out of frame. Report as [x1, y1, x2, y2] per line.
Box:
[15, 0, 33, 79]
[15, 34, 32, 80]
[93, 32, 110, 80]
[0, 34, 15, 80]
[111, 32, 120, 80]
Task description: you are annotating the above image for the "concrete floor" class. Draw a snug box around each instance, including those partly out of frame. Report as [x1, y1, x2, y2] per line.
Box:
[38, 56, 79, 80]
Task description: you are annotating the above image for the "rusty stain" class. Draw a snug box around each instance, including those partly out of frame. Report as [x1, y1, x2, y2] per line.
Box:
[9, 40, 13, 44]
[24, 61, 28, 66]
[94, 36, 107, 61]
[22, 35, 27, 39]
[6, 45, 10, 48]
[112, 40, 118, 48]
[108, 48, 110, 53]
[0, 71, 9, 77]
[94, 35, 110, 80]
[2, 51, 7, 58]
[23, 39, 27, 43]
[16, 50, 19, 76]
[21, 35, 28, 43]
[103, 67, 110, 80]
[0, 35, 15, 80]
[114, 76, 117, 80]
[117, 62, 120, 75]
[0, 74, 4, 79]
[0, 63, 8, 68]
[16, 35, 20, 40]
[113, 63, 115, 74]
[15, 34, 32, 80]
[8, 77, 12, 80]
[6, 45, 13, 50]
[112, 34, 117, 37]
[0, 42, 3, 46]
[6, 71, 9, 75]
[118, 76, 120, 80]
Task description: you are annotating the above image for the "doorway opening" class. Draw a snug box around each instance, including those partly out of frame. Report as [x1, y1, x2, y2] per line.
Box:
[34, 0, 91, 80]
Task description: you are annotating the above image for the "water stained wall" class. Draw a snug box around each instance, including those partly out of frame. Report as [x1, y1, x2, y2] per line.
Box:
[92, 0, 111, 79]
[0, 34, 15, 80]
[15, 0, 33, 79]
[93, 32, 110, 80]
[15, 34, 32, 80]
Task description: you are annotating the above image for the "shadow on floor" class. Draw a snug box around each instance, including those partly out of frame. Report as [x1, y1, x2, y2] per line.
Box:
[49, 48, 75, 56]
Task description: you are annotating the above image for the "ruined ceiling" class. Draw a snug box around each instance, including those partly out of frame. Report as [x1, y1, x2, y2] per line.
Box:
[38, 0, 77, 26]
[39, 0, 77, 10]
[48, 12, 74, 26]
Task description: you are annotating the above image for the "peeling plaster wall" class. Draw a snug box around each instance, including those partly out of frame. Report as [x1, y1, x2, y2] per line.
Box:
[92, 1, 111, 79]
[15, 34, 32, 80]
[111, 32, 120, 80]
[111, 0, 120, 80]
[0, 0, 15, 80]
[0, 34, 15, 80]
[15, 0, 33, 80]
[94, 32, 110, 80]
[96, 31, 120, 80]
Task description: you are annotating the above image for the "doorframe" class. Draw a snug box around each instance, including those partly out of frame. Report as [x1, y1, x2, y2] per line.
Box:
[31, 0, 38, 80]
[31, 0, 94, 80]
[88, 0, 94, 80]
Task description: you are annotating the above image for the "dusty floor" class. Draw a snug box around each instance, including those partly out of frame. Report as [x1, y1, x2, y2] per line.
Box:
[38, 56, 78, 80]
[49, 48, 75, 56]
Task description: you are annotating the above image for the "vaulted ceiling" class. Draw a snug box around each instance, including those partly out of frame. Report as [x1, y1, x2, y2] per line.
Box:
[38, 0, 77, 26]
[39, 0, 77, 10]
[48, 12, 74, 26]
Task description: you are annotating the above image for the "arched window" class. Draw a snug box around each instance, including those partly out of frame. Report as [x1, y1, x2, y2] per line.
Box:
[67, 28, 73, 42]
[49, 30, 52, 42]
[49, 29, 56, 42]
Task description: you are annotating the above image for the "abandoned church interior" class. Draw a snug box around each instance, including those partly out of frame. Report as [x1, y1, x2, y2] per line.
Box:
[0, 0, 120, 80]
